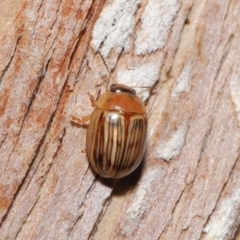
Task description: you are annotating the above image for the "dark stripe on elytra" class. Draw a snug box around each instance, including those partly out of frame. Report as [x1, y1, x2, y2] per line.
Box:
[118, 115, 130, 171]
[129, 117, 140, 167]
[117, 115, 125, 171]
[96, 112, 104, 169]
[112, 115, 120, 170]
[109, 114, 115, 171]
[112, 116, 120, 171]
[131, 117, 139, 165]
[116, 117, 122, 168]
[93, 112, 99, 165]
[105, 112, 115, 172]
[123, 115, 137, 170]
[118, 115, 129, 171]
[133, 117, 144, 162]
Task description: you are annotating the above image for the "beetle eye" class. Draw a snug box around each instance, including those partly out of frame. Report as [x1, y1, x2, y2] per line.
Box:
[110, 84, 136, 95]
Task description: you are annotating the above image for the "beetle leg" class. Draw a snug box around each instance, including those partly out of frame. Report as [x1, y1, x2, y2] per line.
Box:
[70, 114, 91, 125]
[88, 93, 96, 107]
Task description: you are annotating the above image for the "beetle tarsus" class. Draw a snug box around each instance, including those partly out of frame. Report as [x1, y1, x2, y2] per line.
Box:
[88, 93, 96, 107]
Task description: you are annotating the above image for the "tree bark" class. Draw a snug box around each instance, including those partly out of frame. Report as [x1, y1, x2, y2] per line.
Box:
[1, 0, 240, 239]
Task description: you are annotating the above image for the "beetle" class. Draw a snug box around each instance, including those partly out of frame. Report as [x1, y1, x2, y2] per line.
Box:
[71, 84, 147, 178]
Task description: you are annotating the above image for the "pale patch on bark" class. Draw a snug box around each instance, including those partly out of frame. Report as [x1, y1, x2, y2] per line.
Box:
[135, 0, 179, 54]
[171, 63, 192, 98]
[153, 125, 187, 161]
[91, 0, 141, 57]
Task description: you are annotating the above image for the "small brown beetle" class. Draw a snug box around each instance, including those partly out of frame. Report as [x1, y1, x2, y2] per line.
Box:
[71, 84, 147, 178]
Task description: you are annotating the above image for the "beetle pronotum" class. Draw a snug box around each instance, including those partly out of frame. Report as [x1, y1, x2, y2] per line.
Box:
[71, 84, 147, 178]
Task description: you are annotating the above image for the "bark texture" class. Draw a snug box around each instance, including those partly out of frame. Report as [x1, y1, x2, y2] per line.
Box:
[1, 0, 240, 239]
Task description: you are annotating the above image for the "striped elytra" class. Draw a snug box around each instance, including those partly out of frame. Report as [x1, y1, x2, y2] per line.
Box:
[86, 84, 147, 178]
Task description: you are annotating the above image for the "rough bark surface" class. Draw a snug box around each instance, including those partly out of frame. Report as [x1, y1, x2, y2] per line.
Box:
[1, 0, 240, 239]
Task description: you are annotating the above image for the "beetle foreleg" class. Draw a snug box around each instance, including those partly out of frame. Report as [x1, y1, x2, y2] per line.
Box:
[88, 93, 96, 107]
[70, 114, 91, 125]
